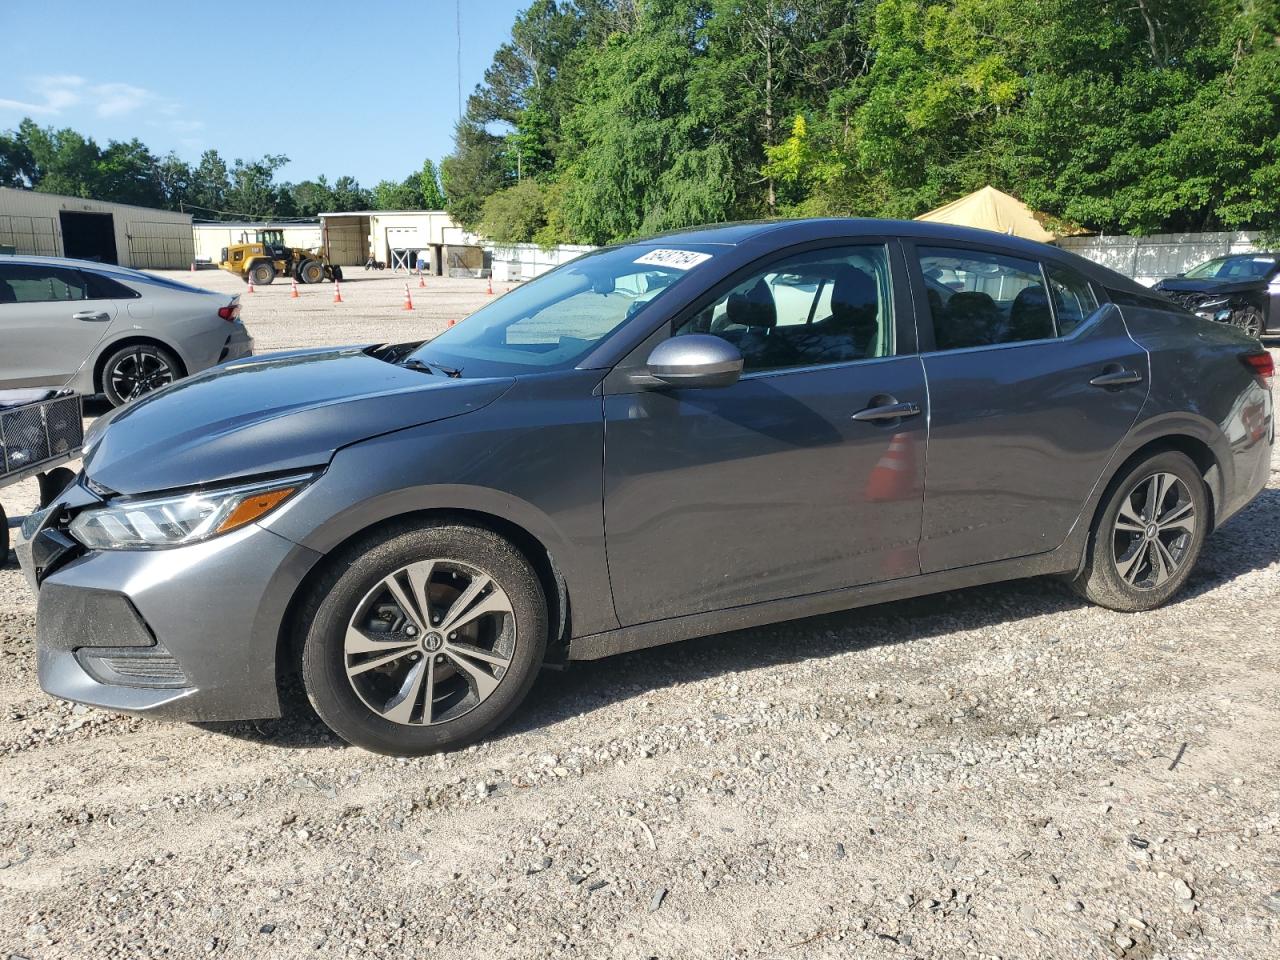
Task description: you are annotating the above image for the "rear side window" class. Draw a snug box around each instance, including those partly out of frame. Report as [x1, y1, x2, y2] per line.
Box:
[917, 247, 1053, 350]
[0, 263, 89, 304]
[1045, 265, 1098, 335]
[81, 270, 140, 300]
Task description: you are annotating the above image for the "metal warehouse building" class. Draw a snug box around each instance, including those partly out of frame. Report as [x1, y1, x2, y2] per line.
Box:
[318, 210, 461, 273]
[0, 186, 194, 269]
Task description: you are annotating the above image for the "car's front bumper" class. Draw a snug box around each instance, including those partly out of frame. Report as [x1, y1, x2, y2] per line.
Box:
[18, 498, 321, 722]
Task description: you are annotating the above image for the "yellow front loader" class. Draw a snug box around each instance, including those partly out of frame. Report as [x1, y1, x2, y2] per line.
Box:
[218, 229, 343, 285]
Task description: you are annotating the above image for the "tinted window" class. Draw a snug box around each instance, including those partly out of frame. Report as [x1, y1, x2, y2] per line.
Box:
[81, 270, 139, 300]
[1046, 265, 1098, 335]
[0, 263, 90, 304]
[674, 245, 893, 372]
[918, 247, 1053, 350]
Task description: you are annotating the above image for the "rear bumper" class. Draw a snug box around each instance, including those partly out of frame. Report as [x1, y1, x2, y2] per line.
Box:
[220, 325, 254, 363]
[28, 520, 320, 722]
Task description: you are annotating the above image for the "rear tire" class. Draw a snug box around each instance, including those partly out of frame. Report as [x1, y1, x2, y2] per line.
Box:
[101, 343, 182, 406]
[1071, 451, 1208, 612]
[249, 261, 276, 285]
[300, 521, 547, 755]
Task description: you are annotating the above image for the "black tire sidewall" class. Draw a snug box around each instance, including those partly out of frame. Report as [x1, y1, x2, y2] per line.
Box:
[1084, 451, 1208, 611]
[252, 262, 276, 284]
[101, 344, 181, 407]
[301, 523, 547, 755]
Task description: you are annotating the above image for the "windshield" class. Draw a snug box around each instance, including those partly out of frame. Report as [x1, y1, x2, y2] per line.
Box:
[408, 244, 715, 375]
[1184, 255, 1277, 280]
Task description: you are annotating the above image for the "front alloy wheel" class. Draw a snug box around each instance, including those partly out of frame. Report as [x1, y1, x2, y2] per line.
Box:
[344, 559, 516, 726]
[1232, 306, 1264, 340]
[301, 521, 546, 755]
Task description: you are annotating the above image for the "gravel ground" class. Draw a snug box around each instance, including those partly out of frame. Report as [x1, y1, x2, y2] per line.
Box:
[1, 294, 1277, 958]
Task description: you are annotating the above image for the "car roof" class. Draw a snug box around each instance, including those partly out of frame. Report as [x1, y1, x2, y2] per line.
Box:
[0, 254, 220, 296]
[0, 253, 125, 269]
[627, 217, 1148, 294]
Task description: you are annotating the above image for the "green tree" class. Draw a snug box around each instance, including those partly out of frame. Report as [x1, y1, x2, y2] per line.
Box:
[418, 158, 446, 208]
[478, 178, 552, 242]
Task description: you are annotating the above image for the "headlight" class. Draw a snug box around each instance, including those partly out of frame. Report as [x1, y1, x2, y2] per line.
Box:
[1199, 298, 1231, 311]
[69, 474, 312, 550]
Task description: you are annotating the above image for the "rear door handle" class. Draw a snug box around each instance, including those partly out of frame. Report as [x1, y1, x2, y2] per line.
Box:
[852, 400, 921, 422]
[72, 310, 111, 322]
[1089, 367, 1143, 388]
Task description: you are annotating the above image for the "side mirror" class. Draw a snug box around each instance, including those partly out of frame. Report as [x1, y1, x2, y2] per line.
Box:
[644, 334, 743, 389]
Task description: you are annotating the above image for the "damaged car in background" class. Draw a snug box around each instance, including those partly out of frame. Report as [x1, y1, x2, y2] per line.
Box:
[1153, 253, 1279, 339]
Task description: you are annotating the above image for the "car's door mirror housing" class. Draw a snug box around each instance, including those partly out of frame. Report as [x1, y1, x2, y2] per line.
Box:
[643, 335, 743, 389]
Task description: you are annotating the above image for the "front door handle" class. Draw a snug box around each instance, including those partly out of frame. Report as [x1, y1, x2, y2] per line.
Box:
[72, 310, 111, 322]
[852, 399, 921, 422]
[1089, 366, 1143, 388]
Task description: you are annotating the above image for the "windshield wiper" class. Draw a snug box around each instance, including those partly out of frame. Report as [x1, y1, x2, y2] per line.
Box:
[401, 358, 463, 378]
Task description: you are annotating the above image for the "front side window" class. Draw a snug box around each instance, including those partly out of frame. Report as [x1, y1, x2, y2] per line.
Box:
[674, 245, 894, 372]
[918, 247, 1052, 350]
[409, 244, 708, 375]
[0, 264, 89, 304]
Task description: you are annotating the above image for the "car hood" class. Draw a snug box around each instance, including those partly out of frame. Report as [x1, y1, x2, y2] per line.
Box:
[1154, 277, 1267, 295]
[83, 347, 514, 495]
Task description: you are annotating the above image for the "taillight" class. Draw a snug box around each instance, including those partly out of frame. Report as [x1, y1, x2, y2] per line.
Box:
[217, 302, 241, 322]
[1241, 351, 1274, 388]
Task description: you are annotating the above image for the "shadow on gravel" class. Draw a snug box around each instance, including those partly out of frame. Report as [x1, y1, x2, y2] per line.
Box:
[188, 486, 1280, 751]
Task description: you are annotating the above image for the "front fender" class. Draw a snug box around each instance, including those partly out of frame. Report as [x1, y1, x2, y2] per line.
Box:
[259, 374, 617, 636]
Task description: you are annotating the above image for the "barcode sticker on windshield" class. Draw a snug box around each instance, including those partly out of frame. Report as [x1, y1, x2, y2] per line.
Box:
[633, 249, 712, 270]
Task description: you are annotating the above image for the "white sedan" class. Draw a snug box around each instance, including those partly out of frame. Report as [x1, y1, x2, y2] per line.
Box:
[0, 254, 253, 406]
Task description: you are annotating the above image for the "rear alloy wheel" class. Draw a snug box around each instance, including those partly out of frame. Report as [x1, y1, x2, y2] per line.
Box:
[299, 259, 326, 284]
[1072, 451, 1207, 611]
[301, 522, 546, 755]
[249, 260, 276, 285]
[102, 343, 180, 406]
[1232, 306, 1264, 340]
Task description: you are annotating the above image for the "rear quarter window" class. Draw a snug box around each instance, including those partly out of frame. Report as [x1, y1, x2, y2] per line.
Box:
[81, 270, 140, 300]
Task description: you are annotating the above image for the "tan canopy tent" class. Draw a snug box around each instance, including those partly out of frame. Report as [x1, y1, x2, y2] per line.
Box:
[915, 185, 1056, 243]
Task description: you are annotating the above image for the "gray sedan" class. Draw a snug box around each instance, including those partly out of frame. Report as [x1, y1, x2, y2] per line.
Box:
[0, 255, 253, 405]
[17, 220, 1274, 755]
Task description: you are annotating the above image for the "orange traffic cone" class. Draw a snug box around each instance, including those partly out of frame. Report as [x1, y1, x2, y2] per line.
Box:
[290, 277, 300, 299]
[486, 275, 494, 296]
[403, 283, 414, 311]
[447, 318, 456, 327]
[332, 280, 343, 304]
[246, 277, 255, 294]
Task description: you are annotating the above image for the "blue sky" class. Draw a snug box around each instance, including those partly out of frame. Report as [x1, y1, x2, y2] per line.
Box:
[0, 0, 529, 184]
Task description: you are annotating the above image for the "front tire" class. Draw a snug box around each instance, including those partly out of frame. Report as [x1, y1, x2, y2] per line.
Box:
[1072, 451, 1208, 612]
[300, 521, 547, 755]
[101, 343, 181, 406]
[1232, 306, 1264, 340]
